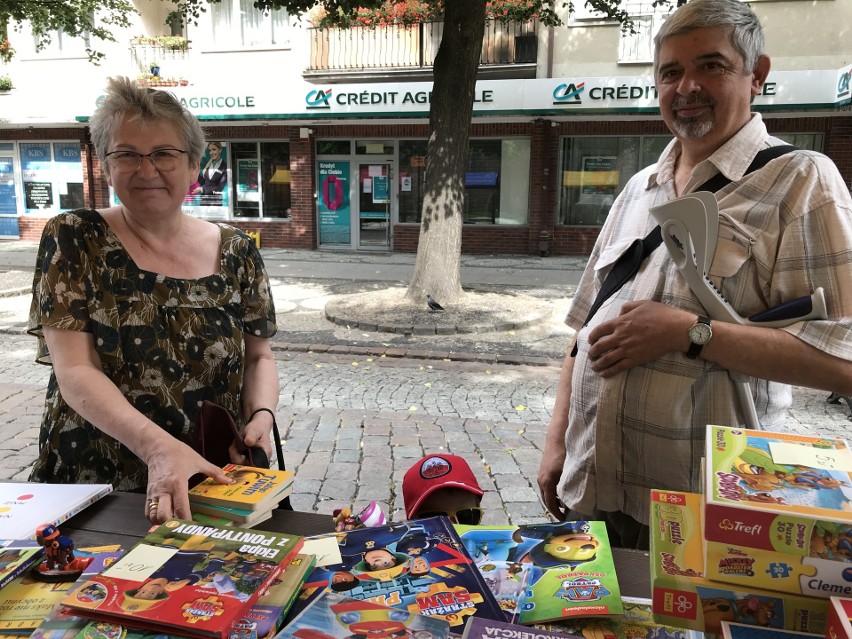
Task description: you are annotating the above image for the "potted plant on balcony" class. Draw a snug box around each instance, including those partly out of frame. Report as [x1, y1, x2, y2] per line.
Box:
[0, 75, 12, 92]
[149, 60, 161, 76]
[0, 37, 14, 63]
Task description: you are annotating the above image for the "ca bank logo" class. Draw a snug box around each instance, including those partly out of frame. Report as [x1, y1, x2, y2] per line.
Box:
[838, 69, 851, 100]
[306, 89, 333, 109]
[553, 82, 585, 105]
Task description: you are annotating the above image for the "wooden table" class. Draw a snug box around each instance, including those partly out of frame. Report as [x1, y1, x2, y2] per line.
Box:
[62, 491, 651, 598]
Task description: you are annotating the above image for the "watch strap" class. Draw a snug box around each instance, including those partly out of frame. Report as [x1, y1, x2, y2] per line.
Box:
[686, 315, 712, 359]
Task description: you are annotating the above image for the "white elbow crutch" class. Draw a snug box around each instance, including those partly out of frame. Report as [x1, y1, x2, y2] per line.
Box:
[650, 193, 827, 428]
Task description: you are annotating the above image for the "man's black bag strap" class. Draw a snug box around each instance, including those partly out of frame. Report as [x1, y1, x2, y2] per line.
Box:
[570, 144, 797, 357]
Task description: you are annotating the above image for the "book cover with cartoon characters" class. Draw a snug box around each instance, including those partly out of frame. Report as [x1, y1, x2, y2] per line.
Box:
[285, 517, 504, 630]
[455, 521, 623, 625]
[59, 519, 303, 639]
[0, 539, 43, 590]
[277, 591, 451, 639]
[189, 465, 294, 512]
[704, 425, 852, 557]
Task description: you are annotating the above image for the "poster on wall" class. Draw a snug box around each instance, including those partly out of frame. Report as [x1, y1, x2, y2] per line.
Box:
[318, 160, 350, 245]
[237, 159, 260, 203]
[0, 157, 16, 215]
[372, 176, 389, 204]
[184, 141, 229, 219]
[19, 142, 53, 214]
[580, 156, 618, 196]
[53, 143, 85, 210]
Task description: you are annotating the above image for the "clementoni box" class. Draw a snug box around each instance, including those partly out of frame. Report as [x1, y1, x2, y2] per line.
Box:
[650, 489, 829, 635]
[703, 426, 852, 559]
[704, 537, 852, 599]
[826, 597, 852, 639]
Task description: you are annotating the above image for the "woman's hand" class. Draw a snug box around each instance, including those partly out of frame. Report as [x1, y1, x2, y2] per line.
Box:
[144, 438, 233, 524]
[230, 410, 275, 466]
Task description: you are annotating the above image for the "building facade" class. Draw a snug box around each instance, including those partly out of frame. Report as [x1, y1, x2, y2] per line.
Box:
[1, 0, 850, 255]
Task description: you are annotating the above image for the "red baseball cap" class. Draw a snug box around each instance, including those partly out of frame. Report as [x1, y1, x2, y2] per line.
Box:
[403, 454, 483, 519]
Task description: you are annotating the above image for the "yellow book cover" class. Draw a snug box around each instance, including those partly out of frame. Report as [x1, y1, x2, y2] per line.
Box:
[188, 465, 294, 512]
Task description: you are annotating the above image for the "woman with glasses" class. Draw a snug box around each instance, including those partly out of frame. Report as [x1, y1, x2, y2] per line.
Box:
[27, 76, 280, 525]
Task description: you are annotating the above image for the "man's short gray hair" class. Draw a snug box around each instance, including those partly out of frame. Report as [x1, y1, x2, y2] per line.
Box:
[653, 0, 765, 73]
[89, 76, 207, 171]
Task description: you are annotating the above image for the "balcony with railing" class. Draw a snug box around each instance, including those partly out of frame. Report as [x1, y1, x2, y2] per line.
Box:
[306, 20, 539, 82]
[130, 36, 192, 87]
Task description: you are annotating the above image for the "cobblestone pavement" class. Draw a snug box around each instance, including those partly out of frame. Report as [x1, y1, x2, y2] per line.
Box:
[0, 242, 849, 526]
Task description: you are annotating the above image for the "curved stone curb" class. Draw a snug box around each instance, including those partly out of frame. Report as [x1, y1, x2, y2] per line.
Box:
[271, 341, 562, 367]
[324, 305, 549, 336]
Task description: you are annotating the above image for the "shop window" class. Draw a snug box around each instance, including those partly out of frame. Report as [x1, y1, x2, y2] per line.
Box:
[399, 138, 530, 225]
[0, 144, 17, 215]
[210, 0, 290, 49]
[356, 140, 394, 155]
[558, 135, 669, 226]
[227, 141, 290, 219]
[318, 140, 352, 155]
[18, 142, 84, 215]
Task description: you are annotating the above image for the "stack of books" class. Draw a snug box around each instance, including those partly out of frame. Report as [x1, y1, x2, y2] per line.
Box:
[58, 518, 303, 639]
[189, 464, 294, 526]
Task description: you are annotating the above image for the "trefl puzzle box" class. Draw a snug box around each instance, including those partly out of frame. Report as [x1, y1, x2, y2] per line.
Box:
[703, 425, 852, 559]
[650, 490, 828, 634]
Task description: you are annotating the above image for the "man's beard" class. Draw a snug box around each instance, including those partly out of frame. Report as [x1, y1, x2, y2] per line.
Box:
[670, 94, 715, 139]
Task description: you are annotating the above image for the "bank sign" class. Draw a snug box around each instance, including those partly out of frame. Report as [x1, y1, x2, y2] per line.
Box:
[64, 67, 852, 124]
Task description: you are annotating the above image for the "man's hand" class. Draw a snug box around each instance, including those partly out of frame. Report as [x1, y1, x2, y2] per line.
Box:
[587, 300, 693, 377]
[537, 433, 569, 521]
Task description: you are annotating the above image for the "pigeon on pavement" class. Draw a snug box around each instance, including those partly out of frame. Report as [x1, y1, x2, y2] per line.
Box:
[426, 294, 444, 312]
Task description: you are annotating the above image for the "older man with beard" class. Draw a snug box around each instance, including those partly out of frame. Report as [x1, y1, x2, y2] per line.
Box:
[537, 0, 852, 549]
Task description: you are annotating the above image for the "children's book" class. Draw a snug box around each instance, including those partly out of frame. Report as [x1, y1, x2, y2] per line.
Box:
[455, 521, 623, 625]
[0, 483, 113, 540]
[247, 552, 317, 639]
[0, 540, 43, 590]
[462, 614, 583, 639]
[189, 465, 294, 512]
[0, 547, 123, 634]
[59, 519, 303, 639]
[703, 425, 852, 557]
[720, 621, 822, 639]
[191, 501, 276, 526]
[277, 591, 451, 639]
[542, 597, 705, 639]
[32, 553, 318, 639]
[285, 516, 504, 630]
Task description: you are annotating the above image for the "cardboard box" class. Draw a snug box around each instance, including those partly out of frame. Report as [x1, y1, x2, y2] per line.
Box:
[703, 426, 852, 559]
[650, 489, 828, 634]
[705, 538, 852, 599]
[826, 597, 852, 639]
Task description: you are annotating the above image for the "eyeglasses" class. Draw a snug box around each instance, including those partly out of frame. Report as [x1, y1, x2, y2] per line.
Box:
[417, 507, 483, 525]
[105, 149, 188, 173]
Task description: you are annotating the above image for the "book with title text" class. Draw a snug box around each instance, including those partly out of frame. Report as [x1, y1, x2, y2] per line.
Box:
[455, 520, 623, 625]
[285, 516, 504, 630]
[59, 519, 303, 639]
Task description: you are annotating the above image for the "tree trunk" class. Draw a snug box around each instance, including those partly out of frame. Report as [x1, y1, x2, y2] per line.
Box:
[405, 0, 487, 307]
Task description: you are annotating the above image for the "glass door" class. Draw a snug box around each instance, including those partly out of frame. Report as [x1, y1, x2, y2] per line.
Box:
[357, 162, 391, 249]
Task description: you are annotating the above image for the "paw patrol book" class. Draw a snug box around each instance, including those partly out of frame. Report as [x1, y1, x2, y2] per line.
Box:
[59, 519, 302, 639]
[285, 517, 504, 630]
[704, 426, 852, 557]
[455, 521, 622, 625]
[277, 591, 451, 639]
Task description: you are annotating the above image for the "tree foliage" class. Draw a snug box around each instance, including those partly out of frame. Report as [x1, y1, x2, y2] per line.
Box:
[0, 0, 135, 64]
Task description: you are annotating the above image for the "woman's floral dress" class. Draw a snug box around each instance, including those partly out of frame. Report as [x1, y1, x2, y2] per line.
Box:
[27, 210, 276, 490]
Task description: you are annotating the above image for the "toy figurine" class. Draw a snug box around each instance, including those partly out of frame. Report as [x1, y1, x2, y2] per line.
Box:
[332, 501, 387, 532]
[32, 523, 94, 582]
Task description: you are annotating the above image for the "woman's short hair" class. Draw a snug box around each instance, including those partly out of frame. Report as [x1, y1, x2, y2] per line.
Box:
[653, 0, 765, 74]
[89, 76, 207, 170]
